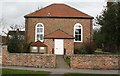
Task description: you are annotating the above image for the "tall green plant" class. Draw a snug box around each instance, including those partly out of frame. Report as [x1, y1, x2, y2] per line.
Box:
[8, 32, 25, 53]
[94, 2, 120, 53]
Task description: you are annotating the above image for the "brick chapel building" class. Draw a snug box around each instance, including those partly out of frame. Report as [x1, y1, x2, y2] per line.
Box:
[24, 3, 93, 55]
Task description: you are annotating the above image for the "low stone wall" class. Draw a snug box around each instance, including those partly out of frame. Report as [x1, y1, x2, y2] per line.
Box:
[2, 46, 56, 68]
[70, 54, 120, 69]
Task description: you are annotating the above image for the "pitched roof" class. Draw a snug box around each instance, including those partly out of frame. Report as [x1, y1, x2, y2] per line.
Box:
[31, 40, 47, 47]
[24, 4, 93, 19]
[8, 31, 25, 35]
[44, 29, 74, 39]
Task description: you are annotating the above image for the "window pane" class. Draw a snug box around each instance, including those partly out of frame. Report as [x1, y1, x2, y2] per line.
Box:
[75, 29, 81, 34]
[37, 28, 43, 33]
[37, 34, 43, 41]
[78, 35, 81, 41]
[79, 29, 81, 34]
[75, 25, 81, 29]
[37, 28, 40, 33]
[75, 35, 81, 41]
[40, 28, 43, 33]
[32, 47, 38, 52]
[40, 34, 43, 40]
[40, 47, 46, 53]
[41, 47, 44, 50]
[37, 34, 40, 40]
[75, 35, 79, 41]
[37, 24, 43, 27]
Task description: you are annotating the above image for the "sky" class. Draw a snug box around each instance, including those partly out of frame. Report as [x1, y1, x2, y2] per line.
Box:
[0, 0, 107, 36]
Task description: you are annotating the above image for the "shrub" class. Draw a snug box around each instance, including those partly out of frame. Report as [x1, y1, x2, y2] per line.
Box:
[7, 36, 25, 53]
[64, 56, 70, 66]
[74, 42, 94, 54]
[84, 42, 94, 54]
[24, 42, 33, 53]
[74, 47, 87, 54]
[7, 32, 32, 53]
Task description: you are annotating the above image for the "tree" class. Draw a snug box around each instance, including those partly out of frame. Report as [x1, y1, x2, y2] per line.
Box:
[10, 24, 25, 31]
[94, 2, 120, 53]
[7, 24, 25, 53]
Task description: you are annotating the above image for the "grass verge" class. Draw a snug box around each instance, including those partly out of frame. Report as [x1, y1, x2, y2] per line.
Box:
[1, 68, 50, 76]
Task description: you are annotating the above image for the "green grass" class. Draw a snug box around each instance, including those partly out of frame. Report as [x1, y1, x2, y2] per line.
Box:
[64, 56, 70, 66]
[64, 73, 120, 76]
[95, 48, 103, 52]
[1, 68, 50, 76]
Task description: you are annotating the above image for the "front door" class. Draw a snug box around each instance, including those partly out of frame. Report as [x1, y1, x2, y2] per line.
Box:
[54, 39, 64, 55]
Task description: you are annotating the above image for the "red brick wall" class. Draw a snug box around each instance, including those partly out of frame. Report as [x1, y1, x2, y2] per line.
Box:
[2, 46, 56, 68]
[25, 18, 92, 49]
[64, 39, 74, 55]
[44, 39, 74, 55]
[70, 55, 120, 69]
[44, 39, 54, 54]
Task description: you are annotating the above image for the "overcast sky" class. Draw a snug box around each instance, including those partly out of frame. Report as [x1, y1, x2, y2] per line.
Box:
[0, 0, 106, 35]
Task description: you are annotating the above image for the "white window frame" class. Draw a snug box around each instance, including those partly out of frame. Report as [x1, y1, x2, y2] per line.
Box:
[74, 23, 83, 42]
[40, 47, 46, 53]
[35, 23, 44, 42]
[32, 46, 38, 52]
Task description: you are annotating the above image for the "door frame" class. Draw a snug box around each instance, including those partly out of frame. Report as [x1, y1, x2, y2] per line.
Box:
[54, 39, 64, 55]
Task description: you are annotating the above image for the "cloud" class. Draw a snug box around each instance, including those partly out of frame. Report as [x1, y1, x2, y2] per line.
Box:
[0, 1, 105, 35]
[1, 0, 105, 2]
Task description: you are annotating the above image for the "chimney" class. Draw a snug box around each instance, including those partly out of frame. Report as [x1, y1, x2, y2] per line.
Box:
[16, 29, 19, 33]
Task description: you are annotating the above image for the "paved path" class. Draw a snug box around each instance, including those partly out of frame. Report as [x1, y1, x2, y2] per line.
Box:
[56, 55, 69, 69]
[1, 66, 120, 74]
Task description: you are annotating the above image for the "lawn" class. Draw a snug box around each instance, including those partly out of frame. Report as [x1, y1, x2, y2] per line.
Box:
[64, 73, 120, 76]
[1, 68, 50, 76]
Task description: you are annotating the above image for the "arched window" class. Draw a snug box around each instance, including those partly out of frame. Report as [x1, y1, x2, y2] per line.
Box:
[35, 23, 44, 42]
[74, 23, 83, 42]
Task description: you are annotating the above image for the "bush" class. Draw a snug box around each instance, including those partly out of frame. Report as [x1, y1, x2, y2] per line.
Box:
[64, 56, 70, 66]
[8, 36, 25, 53]
[74, 42, 94, 54]
[7, 32, 31, 53]
[74, 47, 87, 54]
[84, 42, 94, 54]
[23, 42, 33, 53]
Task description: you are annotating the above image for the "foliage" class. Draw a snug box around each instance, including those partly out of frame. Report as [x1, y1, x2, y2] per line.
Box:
[23, 42, 33, 53]
[84, 42, 94, 54]
[95, 48, 103, 52]
[64, 56, 70, 66]
[2, 68, 50, 76]
[94, 2, 120, 53]
[7, 32, 25, 53]
[74, 47, 87, 54]
[74, 42, 94, 54]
